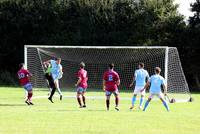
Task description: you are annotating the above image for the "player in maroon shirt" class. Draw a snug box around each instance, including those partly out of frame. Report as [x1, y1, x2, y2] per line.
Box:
[103, 63, 120, 111]
[75, 62, 88, 108]
[17, 63, 34, 105]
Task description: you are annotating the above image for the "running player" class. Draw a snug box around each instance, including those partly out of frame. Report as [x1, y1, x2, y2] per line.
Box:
[141, 67, 169, 111]
[129, 63, 149, 110]
[17, 63, 34, 105]
[103, 63, 120, 111]
[75, 62, 88, 108]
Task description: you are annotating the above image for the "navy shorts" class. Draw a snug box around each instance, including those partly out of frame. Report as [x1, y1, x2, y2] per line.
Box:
[23, 83, 32, 91]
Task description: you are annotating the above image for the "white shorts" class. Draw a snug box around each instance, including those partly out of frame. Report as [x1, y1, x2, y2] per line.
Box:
[133, 86, 145, 95]
[149, 92, 164, 99]
[105, 89, 119, 96]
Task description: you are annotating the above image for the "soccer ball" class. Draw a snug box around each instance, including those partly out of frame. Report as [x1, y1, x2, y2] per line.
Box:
[170, 98, 176, 103]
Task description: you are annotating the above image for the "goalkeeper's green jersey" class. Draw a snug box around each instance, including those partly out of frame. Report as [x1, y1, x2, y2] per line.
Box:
[45, 65, 52, 75]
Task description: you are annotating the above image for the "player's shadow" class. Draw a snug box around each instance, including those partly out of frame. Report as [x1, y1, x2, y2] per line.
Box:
[56, 109, 106, 112]
[0, 104, 26, 106]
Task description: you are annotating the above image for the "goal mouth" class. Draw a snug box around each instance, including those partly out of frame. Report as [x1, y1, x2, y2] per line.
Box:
[25, 45, 191, 102]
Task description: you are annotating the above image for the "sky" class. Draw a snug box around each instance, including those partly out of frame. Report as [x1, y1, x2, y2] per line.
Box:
[174, 0, 196, 20]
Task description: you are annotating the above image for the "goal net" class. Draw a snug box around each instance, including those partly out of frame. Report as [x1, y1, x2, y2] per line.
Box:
[25, 46, 191, 102]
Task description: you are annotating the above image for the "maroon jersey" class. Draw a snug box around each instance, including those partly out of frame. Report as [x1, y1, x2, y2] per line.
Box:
[77, 69, 88, 89]
[17, 69, 31, 86]
[103, 70, 120, 92]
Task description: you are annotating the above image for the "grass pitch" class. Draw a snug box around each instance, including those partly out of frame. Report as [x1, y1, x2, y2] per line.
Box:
[0, 87, 200, 134]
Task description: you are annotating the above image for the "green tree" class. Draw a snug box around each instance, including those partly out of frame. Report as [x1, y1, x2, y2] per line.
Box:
[186, 0, 200, 90]
[0, 0, 191, 88]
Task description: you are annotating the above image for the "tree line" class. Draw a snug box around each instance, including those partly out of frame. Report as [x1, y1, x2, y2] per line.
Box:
[0, 0, 199, 91]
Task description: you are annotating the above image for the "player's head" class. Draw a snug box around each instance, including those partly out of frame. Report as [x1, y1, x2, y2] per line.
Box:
[109, 63, 114, 70]
[80, 62, 85, 69]
[138, 63, 144, 69]
[19, 63, 24, 69]
[56, 58, 61, 64]
[155, 67, 161, 74]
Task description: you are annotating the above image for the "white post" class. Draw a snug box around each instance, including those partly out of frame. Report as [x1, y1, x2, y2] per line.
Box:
[24, 45, 27, 69]
[37, 48, 45, 73]
[164, 47, 169, 85]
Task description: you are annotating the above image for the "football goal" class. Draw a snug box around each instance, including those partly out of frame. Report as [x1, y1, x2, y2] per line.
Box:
[24, 45, 191, 102]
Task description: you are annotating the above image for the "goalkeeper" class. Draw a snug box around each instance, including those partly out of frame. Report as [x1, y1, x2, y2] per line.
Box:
[44, 62, 55, 94]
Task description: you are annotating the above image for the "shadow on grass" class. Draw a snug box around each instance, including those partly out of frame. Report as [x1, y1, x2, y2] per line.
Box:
[56, 109, 106, 112]
[0, 103, 26, 106]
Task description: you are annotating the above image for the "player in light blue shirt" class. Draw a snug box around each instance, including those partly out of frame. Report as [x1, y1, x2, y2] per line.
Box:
[44, 58, 63, 102]
[129, 63, 149, 110]
[50, 59, 63, 80]
[141, 67, 169, 111]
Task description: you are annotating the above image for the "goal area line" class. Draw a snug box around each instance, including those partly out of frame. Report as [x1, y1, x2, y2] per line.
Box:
[32, 95, 189, 103]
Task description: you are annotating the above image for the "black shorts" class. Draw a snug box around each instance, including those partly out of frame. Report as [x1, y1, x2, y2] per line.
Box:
[45, 73, 56, 89]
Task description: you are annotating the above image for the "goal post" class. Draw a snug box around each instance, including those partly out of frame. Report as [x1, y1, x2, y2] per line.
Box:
[24, 45, 191, 102]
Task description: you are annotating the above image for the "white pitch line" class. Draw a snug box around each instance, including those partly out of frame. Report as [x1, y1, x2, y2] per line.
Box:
[32, 95, 189, 103]
[33, 95, 131, 100]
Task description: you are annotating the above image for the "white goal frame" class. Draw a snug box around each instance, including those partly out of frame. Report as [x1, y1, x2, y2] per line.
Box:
[24, 45, 191, 102]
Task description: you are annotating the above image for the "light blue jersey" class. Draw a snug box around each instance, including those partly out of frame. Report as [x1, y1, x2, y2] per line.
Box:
[149, 74, 165, 94]
[134, 69, 149, 87]
[50, 60, 62, 80]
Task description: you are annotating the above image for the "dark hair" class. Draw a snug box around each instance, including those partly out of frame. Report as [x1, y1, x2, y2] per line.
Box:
[109, 63, 114, 69]
[155, 67, 161, 74]
[52, 56, 57, 60]
[139, 62, 144, 68]
[80, 62, 85, 68]
[19, 63, 24, 69]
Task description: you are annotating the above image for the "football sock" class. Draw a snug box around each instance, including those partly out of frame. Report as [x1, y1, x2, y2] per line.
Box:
[143, 101, 149, 111]
[28, 92, 33, 102]
[77, 97, 82, 106]
[82, 95, 86, 105]
[106, 100, 110, 110]
[139, 97, 144, 107]
[49, 88, 56, 99]
[115, 96, 119, 106]
[132, 96, 136, 106]
[162, 101, 169, 111]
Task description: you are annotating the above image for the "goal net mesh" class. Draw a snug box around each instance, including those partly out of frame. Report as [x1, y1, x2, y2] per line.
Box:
[26, 46, 190, 101]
